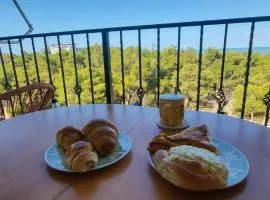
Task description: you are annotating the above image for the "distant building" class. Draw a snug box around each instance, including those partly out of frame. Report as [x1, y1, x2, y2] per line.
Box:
[49, 43, 74, 54]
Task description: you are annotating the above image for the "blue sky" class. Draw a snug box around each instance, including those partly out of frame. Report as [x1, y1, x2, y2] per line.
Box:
[0, 0, 270, 51]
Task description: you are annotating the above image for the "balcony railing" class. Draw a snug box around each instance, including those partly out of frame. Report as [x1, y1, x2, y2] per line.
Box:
[0, 16, 269, 126]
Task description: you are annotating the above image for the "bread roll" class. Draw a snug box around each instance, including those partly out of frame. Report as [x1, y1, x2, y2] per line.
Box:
[154, 145, 228, 191]
[82, 119, 119, 156]
[67, 141, 98, 172]
[56, 126, 82, 150]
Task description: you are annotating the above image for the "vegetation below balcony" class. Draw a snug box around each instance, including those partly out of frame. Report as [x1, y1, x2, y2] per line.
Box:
[0, 45, 269, 124]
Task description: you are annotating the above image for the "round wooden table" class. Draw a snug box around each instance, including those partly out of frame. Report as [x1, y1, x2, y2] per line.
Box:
[0, 104, 269, 200]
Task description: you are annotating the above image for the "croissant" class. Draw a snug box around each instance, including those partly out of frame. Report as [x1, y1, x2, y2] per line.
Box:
[67, 141, 98, 172]
[66, 140, 94, 158]
[56, 126, 82, 150]
[82, 119, 119, 156]
[147, 134, 176, 152]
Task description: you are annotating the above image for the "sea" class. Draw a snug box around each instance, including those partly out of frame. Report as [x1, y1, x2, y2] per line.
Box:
[226, 47, 270, 54]
[193, 47, 270, 54]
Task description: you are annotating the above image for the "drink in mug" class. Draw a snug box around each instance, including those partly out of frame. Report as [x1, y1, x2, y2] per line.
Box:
[159, 93, 185, 127]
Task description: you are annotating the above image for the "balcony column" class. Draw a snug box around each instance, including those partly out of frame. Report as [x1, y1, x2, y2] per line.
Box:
[102, 31, 113, 104]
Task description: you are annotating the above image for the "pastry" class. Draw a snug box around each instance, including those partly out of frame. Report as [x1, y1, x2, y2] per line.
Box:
[147, 134, 175, 152]
[81, 119, 118, 136]
[148, 124, 218, 154]
[82, 119, 119, 156]
[56, 126, 82, 150]
[154, 145, 228, 190]
[67, 141, 98, 172]
[66, 140, 94, 158]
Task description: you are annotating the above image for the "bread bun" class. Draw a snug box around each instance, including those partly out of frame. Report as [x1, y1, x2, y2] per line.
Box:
[56, 126, 82, 150]
[67, 141, 98, 172]
[154, 145, 228, 191]
[82, 119, 119, 156]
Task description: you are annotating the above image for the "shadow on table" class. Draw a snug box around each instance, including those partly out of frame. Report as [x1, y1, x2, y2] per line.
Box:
[46, 151, 133, 198]
[148, 166, 248, 200]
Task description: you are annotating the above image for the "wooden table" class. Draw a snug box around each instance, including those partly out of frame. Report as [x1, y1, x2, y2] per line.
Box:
[0, 104, 269, 200]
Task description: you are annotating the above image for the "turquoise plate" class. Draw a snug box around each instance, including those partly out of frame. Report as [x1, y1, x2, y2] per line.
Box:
[45, 133, 132, 172]
[148, 138, 249, 191]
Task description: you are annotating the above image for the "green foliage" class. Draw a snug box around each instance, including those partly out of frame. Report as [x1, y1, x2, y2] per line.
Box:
[0, 45, 269, 124]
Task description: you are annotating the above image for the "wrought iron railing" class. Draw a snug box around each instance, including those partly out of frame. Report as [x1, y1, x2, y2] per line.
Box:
[0, 16, 269, 126]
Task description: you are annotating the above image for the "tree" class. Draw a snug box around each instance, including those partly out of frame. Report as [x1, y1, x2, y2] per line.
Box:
[0, 44, 269, 124]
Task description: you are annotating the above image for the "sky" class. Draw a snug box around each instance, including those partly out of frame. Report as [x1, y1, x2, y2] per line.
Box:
[0, 0, 270, 52]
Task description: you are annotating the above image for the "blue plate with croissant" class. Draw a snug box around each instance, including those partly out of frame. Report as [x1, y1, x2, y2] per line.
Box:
[45, 132, 132, 172]
[45, 119, 132, 172]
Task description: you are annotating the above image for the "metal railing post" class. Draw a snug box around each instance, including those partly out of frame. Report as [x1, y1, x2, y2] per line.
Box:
[102, 31, 112, 104]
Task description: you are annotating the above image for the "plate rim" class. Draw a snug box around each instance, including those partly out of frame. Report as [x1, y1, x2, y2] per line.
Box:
[147, 138, 249, 191]
[44, 132, 132, 173]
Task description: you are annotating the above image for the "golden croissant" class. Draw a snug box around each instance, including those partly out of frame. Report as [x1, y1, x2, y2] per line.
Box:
[82, 119, 119, 156]
[56, 126, 82, 150]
